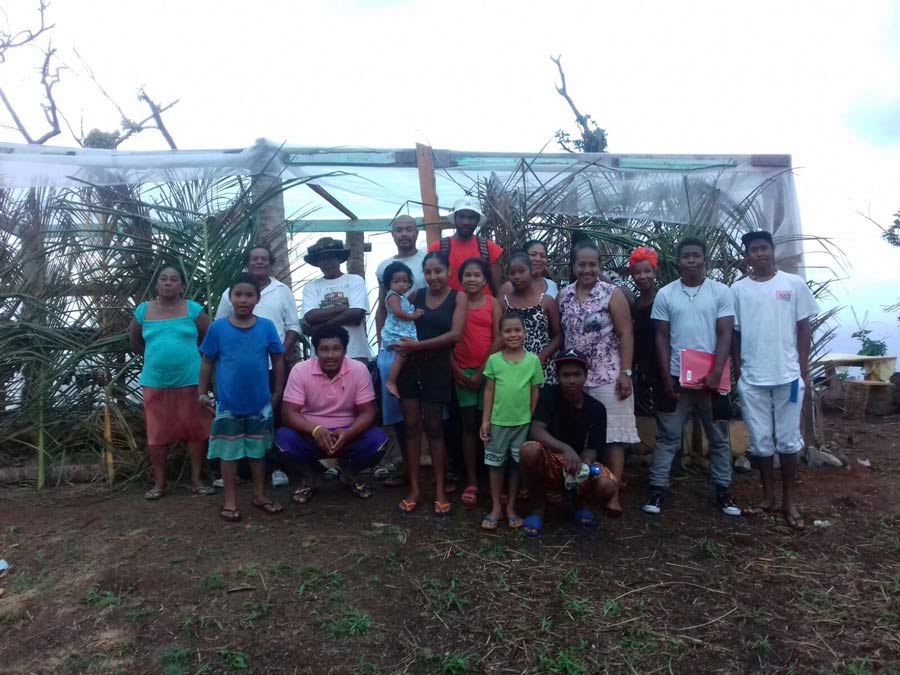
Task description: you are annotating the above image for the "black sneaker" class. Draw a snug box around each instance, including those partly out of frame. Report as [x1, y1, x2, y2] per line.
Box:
[642, 491, 663, 515]
[716, 491, 742, 517]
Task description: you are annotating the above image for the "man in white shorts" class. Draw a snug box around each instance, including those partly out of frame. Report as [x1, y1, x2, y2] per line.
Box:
[731, 231, 817, 529]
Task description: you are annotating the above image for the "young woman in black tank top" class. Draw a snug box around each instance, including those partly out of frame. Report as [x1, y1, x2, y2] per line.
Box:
[393, 251, 467, 515]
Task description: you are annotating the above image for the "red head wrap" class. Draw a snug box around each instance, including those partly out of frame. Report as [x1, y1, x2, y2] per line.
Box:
[628, 246, 658, 270]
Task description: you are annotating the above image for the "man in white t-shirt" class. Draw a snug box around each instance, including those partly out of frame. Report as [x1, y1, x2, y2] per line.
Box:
[731, 231, 817, 529]
[644, 237, 741, 518]
[301, 238, 372, 362]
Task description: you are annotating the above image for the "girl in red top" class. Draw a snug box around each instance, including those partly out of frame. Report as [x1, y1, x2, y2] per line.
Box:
[452, 258, 502, 507]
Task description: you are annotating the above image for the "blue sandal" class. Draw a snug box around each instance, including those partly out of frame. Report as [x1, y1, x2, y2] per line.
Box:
[573, 508, 596, 528]
[523, 515, 543, 538]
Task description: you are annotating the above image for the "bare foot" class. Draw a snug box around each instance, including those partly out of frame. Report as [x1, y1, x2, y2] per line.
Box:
[783, 504, 805, 530]
[745, 497, 777, 516]
[605, 493, 623, 518]
[386, 380, 400, 398]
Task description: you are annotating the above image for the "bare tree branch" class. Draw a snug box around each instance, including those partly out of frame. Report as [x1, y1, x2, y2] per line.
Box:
[0, 44, 63, 144]
[138, 88, 178, 149]
[0, 0, 54, 63]
[550, 54, 607, 153]
[115, 98, 179, 147]
[551, 54, 591, 141]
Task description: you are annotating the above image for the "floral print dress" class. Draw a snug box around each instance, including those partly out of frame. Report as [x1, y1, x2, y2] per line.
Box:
[502, 294, 556, 384]
[558, 281, 620, 388]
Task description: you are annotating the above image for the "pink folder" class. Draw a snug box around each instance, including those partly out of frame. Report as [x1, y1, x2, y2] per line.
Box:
[679, 349, 731, 393]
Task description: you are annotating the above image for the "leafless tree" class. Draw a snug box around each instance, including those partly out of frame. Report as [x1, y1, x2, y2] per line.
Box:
[0, 1, 178, 148]
[551, 54, 608, 153]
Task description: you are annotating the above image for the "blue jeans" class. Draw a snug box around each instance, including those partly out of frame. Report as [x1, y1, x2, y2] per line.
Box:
[649, 388, 732, 490]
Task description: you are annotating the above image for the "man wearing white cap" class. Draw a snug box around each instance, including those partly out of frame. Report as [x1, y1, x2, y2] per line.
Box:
[427, 197, 504, 295]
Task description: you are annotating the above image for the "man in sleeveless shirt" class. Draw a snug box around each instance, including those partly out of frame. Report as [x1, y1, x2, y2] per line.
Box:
[427, 197, 503, 295]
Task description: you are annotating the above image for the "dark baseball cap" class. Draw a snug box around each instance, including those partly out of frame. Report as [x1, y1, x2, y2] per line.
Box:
[554, 348, 589, 370]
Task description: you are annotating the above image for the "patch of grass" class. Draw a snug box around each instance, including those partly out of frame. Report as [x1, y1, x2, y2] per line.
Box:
[385, 551, 407, 572]
[159, 645, 192, 675]
[735, 606, 766, 629]
[438, 655, 469, 674]
[563, 598, 590, 619]
[796, 586, 834, 611]
[822, 658, 874, 675]
[601, 599, 621, 619]
[238, 601, 270, 628]
[11, 570, 50, 594]
[619, 624, 658, 656]
[63, 654, 93, 673]
[538, 648, 587, 675]
[885, 575, 900, 598]
[440, 579, 467, 612]
[200, 572, 225, 593]
[180, 613, 225, 635]
[235, 562, 261, 583]
[217, 648, 250, 671]
[556, 568, 580, 593]
[694, 536, 724, 560]
[327, 609, 374, 637]
[482, 542, 507, 559]
[121, 597, 157, 625]
[878, 610, 900, 627]
[84, 585, 119, 609]
[357, 656, 380, 673]
[540, 615, 553, 635]
[272, 561, 295, 579]
[750, 635, 774, 656]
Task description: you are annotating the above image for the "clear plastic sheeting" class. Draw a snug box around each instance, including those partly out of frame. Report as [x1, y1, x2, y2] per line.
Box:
[0, 138, 803, 262]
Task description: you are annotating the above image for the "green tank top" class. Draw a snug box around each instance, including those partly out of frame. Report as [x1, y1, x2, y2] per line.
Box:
[134, 300, 204, 388]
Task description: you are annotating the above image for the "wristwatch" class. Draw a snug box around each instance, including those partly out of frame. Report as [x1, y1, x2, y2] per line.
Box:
[623, 369, 633, 377]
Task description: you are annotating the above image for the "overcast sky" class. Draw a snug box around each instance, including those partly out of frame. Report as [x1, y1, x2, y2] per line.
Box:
[3, 0, 900, 354]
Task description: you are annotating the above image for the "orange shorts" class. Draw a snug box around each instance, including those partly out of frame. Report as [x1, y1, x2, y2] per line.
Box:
[531, 443, 615, 504]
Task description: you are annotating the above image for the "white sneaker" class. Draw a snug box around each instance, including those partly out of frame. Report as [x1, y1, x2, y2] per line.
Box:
[212, 477, 224, 488]
[271, 470, 289, 487]
[323, 466, 341, 481]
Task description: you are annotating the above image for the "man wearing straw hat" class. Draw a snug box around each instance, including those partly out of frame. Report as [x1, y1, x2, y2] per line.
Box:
[301, 237, 372, 363]
[428, 197, 504, 296]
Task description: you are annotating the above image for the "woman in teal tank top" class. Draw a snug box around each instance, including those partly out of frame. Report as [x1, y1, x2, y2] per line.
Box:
[129, 265, 214, 500]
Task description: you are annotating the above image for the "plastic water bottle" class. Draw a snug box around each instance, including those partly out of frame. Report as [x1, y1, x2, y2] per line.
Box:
[564, 463, 591, 489]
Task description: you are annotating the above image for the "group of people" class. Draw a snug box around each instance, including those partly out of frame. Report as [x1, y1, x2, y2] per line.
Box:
[129, 197, 816, 533]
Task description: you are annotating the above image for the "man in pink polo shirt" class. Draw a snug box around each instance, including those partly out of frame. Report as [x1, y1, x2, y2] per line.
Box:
[274, 325, 388, 505]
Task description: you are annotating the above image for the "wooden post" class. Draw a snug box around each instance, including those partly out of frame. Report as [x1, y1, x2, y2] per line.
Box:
[346, 230, 365, 277]
[416, 143, 442, 247]
[251, 174, 291, 285]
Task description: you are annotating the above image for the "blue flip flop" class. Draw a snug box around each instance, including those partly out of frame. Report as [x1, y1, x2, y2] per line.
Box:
[523, 515, 543, 538]
[573, 508, 596, 528]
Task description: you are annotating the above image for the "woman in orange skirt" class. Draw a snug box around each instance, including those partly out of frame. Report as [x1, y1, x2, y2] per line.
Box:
[129, 265, 214, 499]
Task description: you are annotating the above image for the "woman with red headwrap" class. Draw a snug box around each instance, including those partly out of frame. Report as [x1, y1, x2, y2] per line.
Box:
[629, 247, 660, 411]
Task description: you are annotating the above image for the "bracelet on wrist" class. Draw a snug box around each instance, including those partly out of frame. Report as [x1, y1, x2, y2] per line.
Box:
[311, 425, 323, 438]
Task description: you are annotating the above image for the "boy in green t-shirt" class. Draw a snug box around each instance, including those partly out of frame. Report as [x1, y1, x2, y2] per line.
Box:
[480, 313, 545, 530]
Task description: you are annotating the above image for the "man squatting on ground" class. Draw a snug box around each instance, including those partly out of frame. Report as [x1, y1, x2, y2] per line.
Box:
[518, 349, 619, 537]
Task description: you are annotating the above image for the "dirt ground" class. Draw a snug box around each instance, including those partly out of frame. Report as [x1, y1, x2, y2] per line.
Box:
[1, 414, 899, 675]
